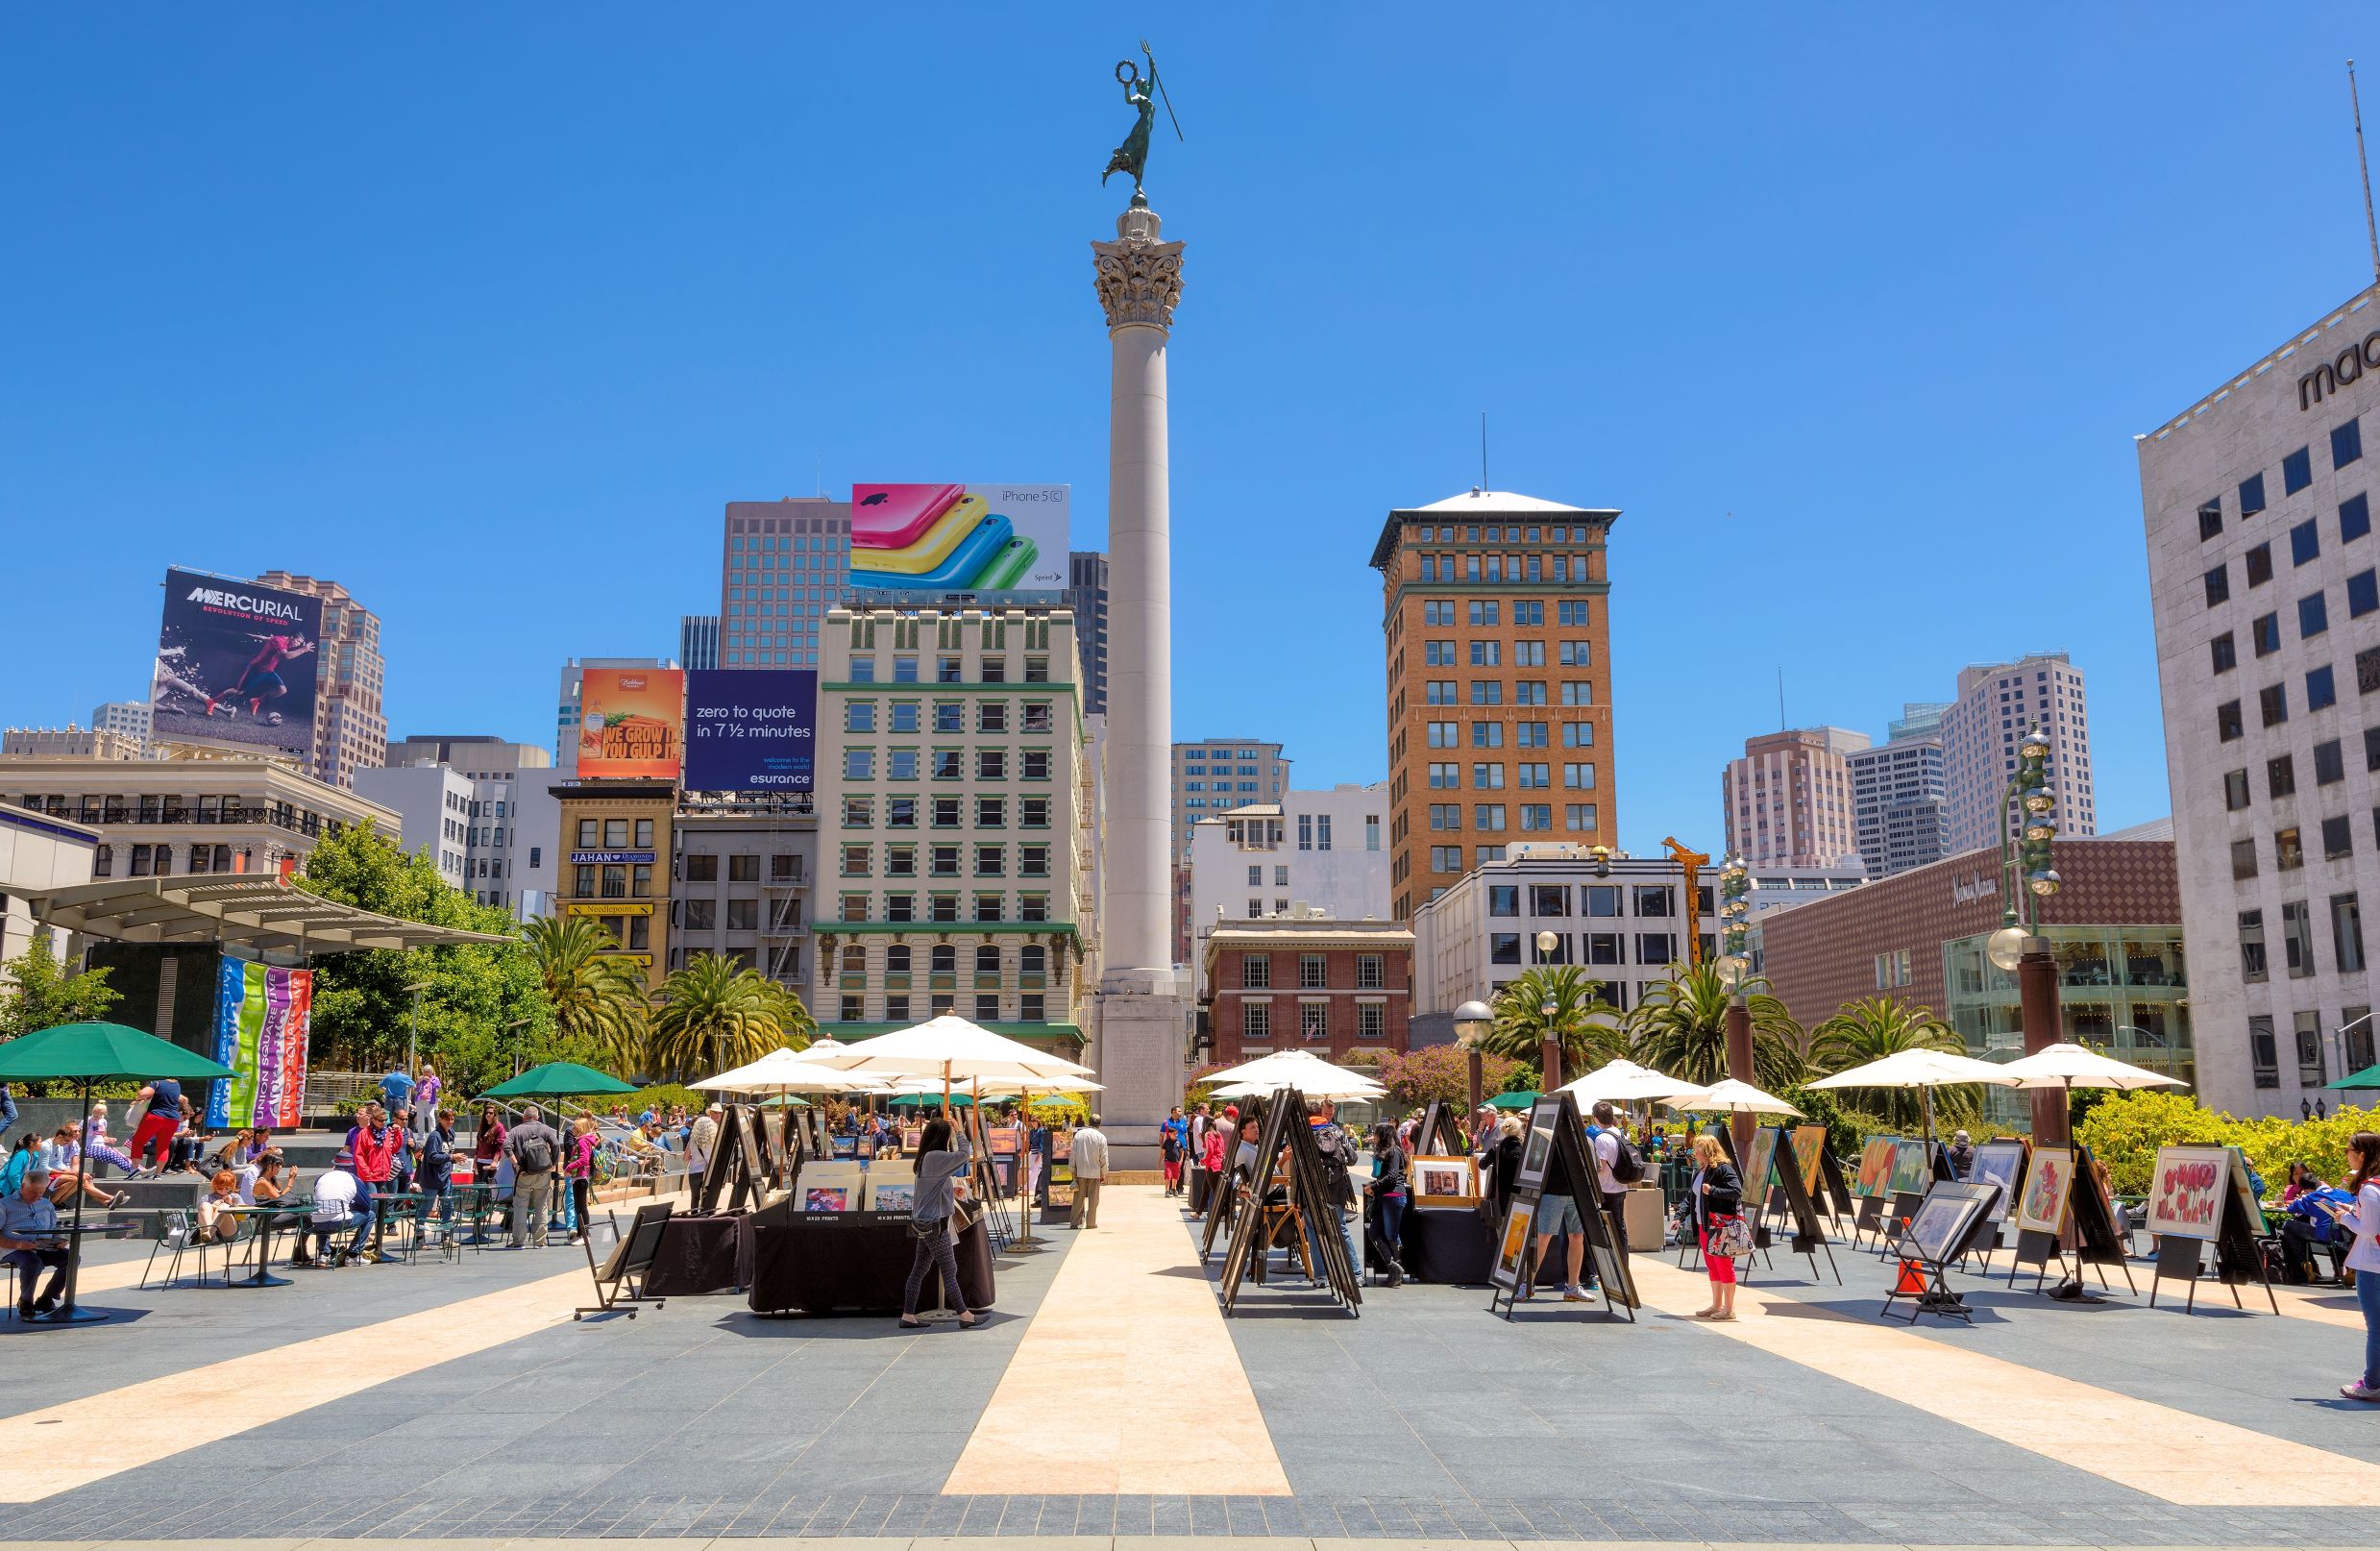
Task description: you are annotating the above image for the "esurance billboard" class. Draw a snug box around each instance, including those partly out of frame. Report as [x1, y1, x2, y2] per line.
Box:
[576, 667, 684, 780]
[684, 669, 817, 792]
[849, 483, 1068, 594]
[151, 568, 324, 763]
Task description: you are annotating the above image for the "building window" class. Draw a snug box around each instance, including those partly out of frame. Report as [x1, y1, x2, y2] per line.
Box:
[1241, 1001, 1270, 1045]
[1490, 932, 1520, 965]
[2346, 493, 2373, 543]
[1300, 1001, 1329, 1043]
[2303, 592, 2332, 638]
[2300, 1010, 2330, 1088]
[1356, 954, 1384, 989]
[1488, 885, 1518, 917]
[2218, 700, 2244, 742]
[2224, 768, 2250, 810]
[2241, 472, 2267, 516]
[2338, 416, 2366, 470]
[2285, 445, 2314, 494]
[2250, 1015, 2279, 1089]
[2231, 837, 2258, 880]
[2310, 665, 2340, 711]
[2261, 684, 2290, 726]
[2328, 815, 2357, 861]
[1358, 1003, 1386, 1042]
[2319, 738, 2347, 785]
[2253, 612, 2281, 655]
[726, 899, 758, 930]
[2204, 565, 2230, 607]
[2354, 571, 2380, 618]
[2247, 543, 2274, 585]
[2240, 909, 2268, 983]
[2278, 825, 2306, 870]
[1242, 953, 1270, 989]
[2198, 500, 2224, 541]
[2294, 518, 2323, 567]
[2270, 753, 2297, 798]
[2283, 898, 2316, 974]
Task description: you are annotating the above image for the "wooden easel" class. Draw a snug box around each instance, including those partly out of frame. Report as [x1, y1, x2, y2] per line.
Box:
[2148, 1188, 2278, 1314]
[1215, 1088, 1361, 1317]
[1486, 1092, 1637, 1323]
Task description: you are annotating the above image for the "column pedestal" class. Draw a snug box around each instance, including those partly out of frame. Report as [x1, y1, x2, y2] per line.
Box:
[1094, 965, 1187, 1172]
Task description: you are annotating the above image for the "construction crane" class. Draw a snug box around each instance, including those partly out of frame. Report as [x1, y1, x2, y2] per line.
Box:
[1662, 836, 1710, 967]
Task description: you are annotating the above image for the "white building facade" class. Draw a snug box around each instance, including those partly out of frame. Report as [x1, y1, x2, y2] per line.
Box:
[1940, 652, 2098, 856]
[1846, 707, 1950, 879]
[0, 805, 100, 966]
[1411, 847, 1713, 1046]
[361, 736, 558, 917]
[2141, 283, 2380, 1116]
[1186, 783, 1390, 996]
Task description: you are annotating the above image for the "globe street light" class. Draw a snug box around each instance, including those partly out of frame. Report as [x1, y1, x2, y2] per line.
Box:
[1533, 930, 1565, 1090]
[1454, 999, 1493, 1119]
[1999, 722, 2065, 1145]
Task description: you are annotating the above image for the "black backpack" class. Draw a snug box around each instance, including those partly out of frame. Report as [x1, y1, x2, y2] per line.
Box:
[1602, 1127, 1645, 1185]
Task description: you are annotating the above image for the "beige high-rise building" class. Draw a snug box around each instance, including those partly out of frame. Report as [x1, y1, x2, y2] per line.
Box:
[1939, 652, 2098, 855]
[255, 573, 384, 793]
[720, 497, 849, 670]
[1721, 727, 1869, 868]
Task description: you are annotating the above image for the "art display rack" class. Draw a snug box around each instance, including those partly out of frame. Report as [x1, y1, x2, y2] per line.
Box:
[1752, 1123, 1841, 1286]
[1486, 1092, 1637, 1324]
[2006, 1143, 2137, 1299]
[1214, 1087, 1362, 1317]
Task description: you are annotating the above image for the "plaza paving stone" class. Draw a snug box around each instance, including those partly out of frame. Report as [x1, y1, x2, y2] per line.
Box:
[2, 1187, 2376, 1543]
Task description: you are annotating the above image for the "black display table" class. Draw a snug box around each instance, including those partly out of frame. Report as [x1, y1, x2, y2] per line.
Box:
[747, 1212, 995, 1316]
[644, 1214, 748, 1296]
[1402, 1204, 1495, 1285]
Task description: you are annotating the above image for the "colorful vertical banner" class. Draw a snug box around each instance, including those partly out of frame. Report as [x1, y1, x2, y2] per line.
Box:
[208, 959, 311, 1128]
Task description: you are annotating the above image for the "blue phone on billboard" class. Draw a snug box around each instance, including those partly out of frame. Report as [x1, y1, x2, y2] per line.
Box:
[683, 669, 817, 792]
[848, 483, 1067, 593]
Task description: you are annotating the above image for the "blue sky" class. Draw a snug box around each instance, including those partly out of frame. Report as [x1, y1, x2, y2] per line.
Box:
[4, 7, 2376, 854]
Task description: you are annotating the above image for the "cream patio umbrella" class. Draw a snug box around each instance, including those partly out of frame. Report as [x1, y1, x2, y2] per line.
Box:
[1202, 1047, 1386, 1101]
[695, 1046, 892, 1095]
[1559, 1057, 1703, 1108]
[1806, 1046, 2020, 1156]
[1994, 1042, 2186, 1300]
[1665, 1077, 1803, 1118]
[799, 1014, 1092, 1109]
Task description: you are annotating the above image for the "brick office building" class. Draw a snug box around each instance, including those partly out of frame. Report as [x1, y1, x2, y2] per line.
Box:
[1757, 835, 2189, 1129]
[1198, 913, 1413, 1064]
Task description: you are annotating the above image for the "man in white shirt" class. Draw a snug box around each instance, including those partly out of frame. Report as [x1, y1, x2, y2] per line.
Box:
[308, 1150, 364, 1267]
[1068, 1117, 1109, 1230]
[1587, 1099, 1630, 1252]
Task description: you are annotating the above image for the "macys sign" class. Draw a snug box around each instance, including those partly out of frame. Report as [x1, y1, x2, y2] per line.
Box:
[2299, 331, 2380, 410]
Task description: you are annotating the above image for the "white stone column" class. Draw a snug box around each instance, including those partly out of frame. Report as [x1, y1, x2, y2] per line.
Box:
[1091, 204, 1187, 1169]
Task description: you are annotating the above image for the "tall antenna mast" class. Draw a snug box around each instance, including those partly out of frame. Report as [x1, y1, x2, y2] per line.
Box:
[2354, 61, 2380, 283]
[1480, 411, 1488, 490]
[1777, 668, 1786, 731]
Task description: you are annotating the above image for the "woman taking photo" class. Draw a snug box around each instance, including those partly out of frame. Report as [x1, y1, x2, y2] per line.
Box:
[2332, 1130, 2380, 1400]
[1687, 1133, 1744, 1321]
[898, 1118, 982, 1330]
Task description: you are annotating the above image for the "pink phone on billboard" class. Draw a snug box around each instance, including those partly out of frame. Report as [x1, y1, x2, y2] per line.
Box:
[852, 484, 965, 550]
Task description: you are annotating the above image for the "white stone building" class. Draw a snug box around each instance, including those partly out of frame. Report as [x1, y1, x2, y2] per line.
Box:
[1186, 784, 1390, 996]
[1846, 703, 1950, 879]
[810, 605, 1096, 1053]
[2140, 282, 2380, 1116]
[361, 736, 559, 919]
[1940, 652, 2098, 856]
[0, 805, 100, 966]
[1411, 846, 1712, 1047]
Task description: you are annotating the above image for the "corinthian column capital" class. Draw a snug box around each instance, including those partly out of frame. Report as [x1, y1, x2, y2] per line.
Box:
[1092, 205, 1184, 332]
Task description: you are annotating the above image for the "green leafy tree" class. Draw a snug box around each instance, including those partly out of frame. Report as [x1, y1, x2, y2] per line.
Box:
[296, 822, 555, 1097]
[0, 929, 121, 1042]
[1377, 1044, 1528, 1111]
[1807, 995, 1976, 1131]
[1482, 966, 1625, 1078]
[1626, 960, 1804, 1092]
[648, 952, 810, 1080]
[524, 915, 651, 1072]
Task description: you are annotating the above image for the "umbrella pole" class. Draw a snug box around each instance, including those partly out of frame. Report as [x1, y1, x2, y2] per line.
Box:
[46, 1074, 105, 1324]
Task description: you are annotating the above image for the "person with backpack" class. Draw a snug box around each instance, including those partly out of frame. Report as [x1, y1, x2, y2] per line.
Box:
[1586, 1099, 1643, 1252]
[504, 1104, 563, 1248]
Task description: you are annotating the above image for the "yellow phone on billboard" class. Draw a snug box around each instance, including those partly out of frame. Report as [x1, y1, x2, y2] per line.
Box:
[858, 493, 987, 575]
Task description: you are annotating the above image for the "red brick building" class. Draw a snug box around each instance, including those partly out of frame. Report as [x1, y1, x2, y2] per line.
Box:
[1198, 915, 1413, 1064]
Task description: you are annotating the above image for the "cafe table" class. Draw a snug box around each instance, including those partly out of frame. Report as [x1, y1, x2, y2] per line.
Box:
[12, 1224, 110, 1325]
[214, 1199, 312, 1288]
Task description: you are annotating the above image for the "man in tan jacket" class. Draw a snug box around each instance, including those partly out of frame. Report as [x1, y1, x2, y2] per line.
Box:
[1068, 1116, 1109, 1229]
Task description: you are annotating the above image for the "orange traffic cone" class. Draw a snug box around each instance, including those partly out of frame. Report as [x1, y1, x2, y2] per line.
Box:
[1893, 1259, 1928, 1296]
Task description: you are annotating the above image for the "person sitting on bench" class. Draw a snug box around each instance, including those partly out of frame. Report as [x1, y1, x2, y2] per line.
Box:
[306, 1150, 367, 1267]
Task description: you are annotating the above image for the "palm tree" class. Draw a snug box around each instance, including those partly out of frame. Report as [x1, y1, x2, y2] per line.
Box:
[1809, 996, 1976, 1131]
[753, 975, 818, 1052]
[649, 953, 805, 1079]
[1482, 966, 1626, 1080]
[523, 915, 649, 1073]
[1626, 960, 1804, 1093]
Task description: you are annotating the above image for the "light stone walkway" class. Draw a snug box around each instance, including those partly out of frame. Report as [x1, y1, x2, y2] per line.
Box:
[1628, 1252, 2380, 1506]
[944, 1185, 1289, 1496]
[0, 1265, 592, 1503]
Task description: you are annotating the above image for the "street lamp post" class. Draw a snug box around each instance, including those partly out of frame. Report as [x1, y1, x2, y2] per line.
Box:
[1534, 930, 1564, 1091]
[1453, 999, 1492, 1122]
[404, 977, 433, 1088]
[1989, 725, 2065, 1145]
[1713, 949, 1754, 1159]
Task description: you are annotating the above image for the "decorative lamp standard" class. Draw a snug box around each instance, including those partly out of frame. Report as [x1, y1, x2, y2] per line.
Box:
[1716, 853, 1753, 966]
[1995, 724, 2065, 1144]
[1453, 999, 1493, 1122]
[1713, 949, 1754, 1158]
[1534, 929, 1565, 1091]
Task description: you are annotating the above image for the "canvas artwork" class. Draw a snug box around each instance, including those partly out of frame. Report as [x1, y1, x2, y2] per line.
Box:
[1519, 1124, 1554, 1184]
[1411, 1155, 1479, 1205]
[2015, 1145, 2073, 1235]
[1052, 1130, 1072, 1162]
[1888, 1139, 1929, 1196]
[1492, 1197, 1538, 1289]
[1743, 1127, 1780, 1201]
[2146, 1145, 2228, 1241]
[803, 1187, 852, 1213]
[1855, 1138, 1897, 1198]
[830, 1135, 859, 1160]
[1903, 1185, 1991, 1263]
[901, 1125, 924, 1151]
[869, 1182, 916, 1214]
[1970, 1140, 2028, 1224]
[1790, 1124, 1828, 1194]
[989, 1124, 1023, 1155]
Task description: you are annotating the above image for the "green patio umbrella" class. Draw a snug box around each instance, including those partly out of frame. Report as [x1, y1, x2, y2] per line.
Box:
[478, 1061, 637, 1100]
[0, 1022, 233, 1326]
[1490, 1090, 1540, 1111]
[886, 1091, 974, 1108]
[2330, 1062, 2380, 1091]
